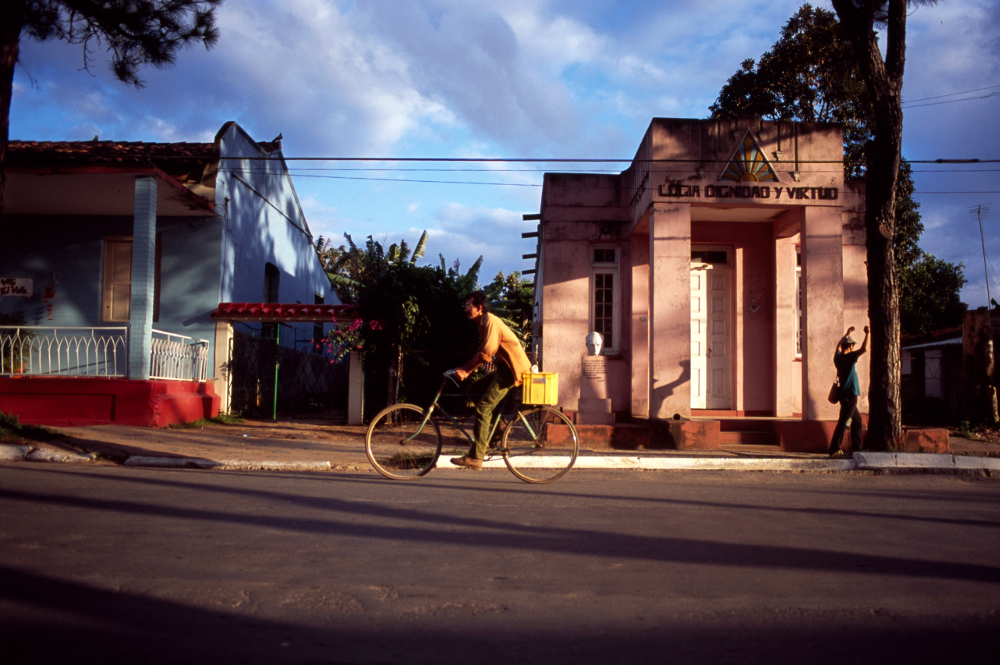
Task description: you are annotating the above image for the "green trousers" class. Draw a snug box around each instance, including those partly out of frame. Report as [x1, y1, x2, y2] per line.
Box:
[470, 364, 516, 459]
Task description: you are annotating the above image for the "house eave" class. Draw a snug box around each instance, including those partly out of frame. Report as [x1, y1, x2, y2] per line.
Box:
[4, 165, 218, 217]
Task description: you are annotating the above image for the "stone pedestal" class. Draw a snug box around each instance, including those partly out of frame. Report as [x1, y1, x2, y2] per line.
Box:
[578, 356, 614, 425]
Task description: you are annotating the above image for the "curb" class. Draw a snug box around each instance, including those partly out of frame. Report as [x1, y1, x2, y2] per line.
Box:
[27, 448, 97, 464]
[572, 456, 858, 471]
[0, 444, 95, 464]
[464, 456, 858, 471]
[0, 445, 29, 461]
[123, 456, 333, 472]
[856, 452, 1000, 471]
[2, 444, 997, 474]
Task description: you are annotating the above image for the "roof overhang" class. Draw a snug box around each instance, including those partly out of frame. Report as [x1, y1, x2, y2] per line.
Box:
[211, 303, 359, 323]
[901, 338, 963, 351]
[4, 166, 217, 217]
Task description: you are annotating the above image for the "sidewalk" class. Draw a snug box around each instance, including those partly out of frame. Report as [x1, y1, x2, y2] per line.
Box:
[1, 417, 999, 474]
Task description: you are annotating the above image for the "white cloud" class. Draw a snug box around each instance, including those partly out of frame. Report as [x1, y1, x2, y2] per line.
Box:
[10, 0, 996, 303]
[415, 202, 537, 278]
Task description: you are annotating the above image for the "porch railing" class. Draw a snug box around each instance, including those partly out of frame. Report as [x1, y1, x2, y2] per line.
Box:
[0, 326, 128, 377]
[0, 326, 209, 381]
[150, 329, 209, 381]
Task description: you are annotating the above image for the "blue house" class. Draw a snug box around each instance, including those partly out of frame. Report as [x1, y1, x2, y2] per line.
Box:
[0, 122, 343, 426]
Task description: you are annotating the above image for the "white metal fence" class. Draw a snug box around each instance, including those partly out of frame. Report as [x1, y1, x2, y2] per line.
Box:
[150, 329, 209, 381]
[0, 326, 128, 377]
[0, 326, 209, 381]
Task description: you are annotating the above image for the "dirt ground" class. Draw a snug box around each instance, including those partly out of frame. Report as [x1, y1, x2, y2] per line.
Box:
[32, 417, 1000, 462]
[5, 414, 1000, 466]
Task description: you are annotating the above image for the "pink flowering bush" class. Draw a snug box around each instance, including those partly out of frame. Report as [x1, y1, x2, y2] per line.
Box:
[313, 319, 383, 364]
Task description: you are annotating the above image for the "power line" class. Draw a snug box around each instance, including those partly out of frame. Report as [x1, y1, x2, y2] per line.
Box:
[283, 165, 997, 174]
[903, 92, 999, 110]
[291, 173, 541, 187]
[903, 84, 1000, 104]
[244, 169, 1000, 192]
[224, 155, 1000, 164]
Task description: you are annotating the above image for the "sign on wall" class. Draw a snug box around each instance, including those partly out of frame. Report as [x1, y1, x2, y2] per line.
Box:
[658, 128, 840, 201]
[0, 278, 32, 298]
[720, 129, 780, 183]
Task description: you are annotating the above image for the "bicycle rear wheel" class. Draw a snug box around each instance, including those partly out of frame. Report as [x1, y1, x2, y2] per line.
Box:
[365, 404, 442, 480]
[501, 407, 579, 483]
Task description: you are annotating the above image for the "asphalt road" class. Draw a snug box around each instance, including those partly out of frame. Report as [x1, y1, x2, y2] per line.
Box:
[2, 463, 998, 664]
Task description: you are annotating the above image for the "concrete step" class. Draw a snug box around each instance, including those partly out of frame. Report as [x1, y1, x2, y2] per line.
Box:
[718, 430, 778, 446]
[552, 423, 649, 450]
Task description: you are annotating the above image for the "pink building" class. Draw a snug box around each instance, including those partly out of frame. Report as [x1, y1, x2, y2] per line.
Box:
[529, 118, 869, 452]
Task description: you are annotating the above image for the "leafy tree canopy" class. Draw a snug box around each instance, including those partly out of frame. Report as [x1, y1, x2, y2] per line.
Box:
[315, 232, 485, 415]
[315, 231, 430, 304]
[709, 4, 870, 178]
[899, 253, 968, 336]
[21, 0, 222, 87]
[485, 270, 534, 346]
[710, 2, 965, 335]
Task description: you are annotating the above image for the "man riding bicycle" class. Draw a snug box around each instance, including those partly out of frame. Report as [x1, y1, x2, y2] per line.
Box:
[450, 290, 532, 470]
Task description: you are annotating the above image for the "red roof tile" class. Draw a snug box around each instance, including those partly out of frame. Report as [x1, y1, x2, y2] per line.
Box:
[7, 138, 281, 184]
[212, 303, 359, 322]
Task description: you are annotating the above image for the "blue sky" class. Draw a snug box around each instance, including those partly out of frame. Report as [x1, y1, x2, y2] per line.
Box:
[11, 0, 1000, 307]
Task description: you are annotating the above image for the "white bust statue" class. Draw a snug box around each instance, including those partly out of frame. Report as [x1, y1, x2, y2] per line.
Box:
[585, 331, 603, 356]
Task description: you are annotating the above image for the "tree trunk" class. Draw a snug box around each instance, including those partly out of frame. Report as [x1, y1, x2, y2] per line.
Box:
[0, 0, 25, 218]
[865, 134, 903, 450]
[832, 0, 908, 451]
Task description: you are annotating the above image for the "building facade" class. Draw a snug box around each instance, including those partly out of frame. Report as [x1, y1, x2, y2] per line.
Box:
[0, 122, 337, 425]
[530, 118, 869, 451]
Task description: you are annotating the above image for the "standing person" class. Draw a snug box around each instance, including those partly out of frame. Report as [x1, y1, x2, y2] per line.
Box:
[829, 325, 870, 457]
[450, 291, 532, 470]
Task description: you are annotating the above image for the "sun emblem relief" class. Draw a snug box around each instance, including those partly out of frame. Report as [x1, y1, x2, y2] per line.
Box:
[719, 129, 780, 183]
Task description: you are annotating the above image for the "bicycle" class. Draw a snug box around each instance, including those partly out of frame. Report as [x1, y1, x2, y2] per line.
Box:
[365, 370, 579, 483]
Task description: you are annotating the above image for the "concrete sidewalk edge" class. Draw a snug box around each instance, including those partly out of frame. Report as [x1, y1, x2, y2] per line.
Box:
[4, 443, 997, 473]
[123, 456, 334, 472]
[855, 451, 1000, 471]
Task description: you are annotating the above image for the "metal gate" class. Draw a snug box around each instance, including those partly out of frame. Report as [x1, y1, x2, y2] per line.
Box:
[228, 331, 347, 417]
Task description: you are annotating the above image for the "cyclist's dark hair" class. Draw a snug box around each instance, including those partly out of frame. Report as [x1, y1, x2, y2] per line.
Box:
[467, 290, 489, 313]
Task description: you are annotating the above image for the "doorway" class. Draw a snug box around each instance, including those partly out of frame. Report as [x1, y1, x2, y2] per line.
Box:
[691, 247, 732, 409]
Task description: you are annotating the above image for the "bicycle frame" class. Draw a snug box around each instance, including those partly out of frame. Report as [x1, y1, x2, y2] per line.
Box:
[404, 377, 532, 455]
[365, 370, 580, 483]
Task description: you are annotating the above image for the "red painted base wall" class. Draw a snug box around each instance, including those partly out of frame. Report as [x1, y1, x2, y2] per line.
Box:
[0, 377, 220, 428]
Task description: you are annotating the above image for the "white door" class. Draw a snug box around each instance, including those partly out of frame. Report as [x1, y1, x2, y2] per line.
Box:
[691, 255, 731, 409]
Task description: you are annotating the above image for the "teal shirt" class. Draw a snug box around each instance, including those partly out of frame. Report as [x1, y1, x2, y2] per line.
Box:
[834, 350, 863, 396]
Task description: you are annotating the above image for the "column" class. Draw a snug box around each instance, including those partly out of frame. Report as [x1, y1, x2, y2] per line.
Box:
[128, 176, 157, 380]
[348, 351, 365, 425]
[630, 233, 650, 417]
[801, 205, 844, 421]
[214, 320, 234, 413]
[648, 203, 691, 419]
[773, 232, 798, 417]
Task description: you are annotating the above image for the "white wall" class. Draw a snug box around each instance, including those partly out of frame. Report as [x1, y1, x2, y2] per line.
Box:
[214, 123, 340, 349]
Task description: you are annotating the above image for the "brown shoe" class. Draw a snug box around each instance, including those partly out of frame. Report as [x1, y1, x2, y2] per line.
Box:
[450, 455, 483, 470]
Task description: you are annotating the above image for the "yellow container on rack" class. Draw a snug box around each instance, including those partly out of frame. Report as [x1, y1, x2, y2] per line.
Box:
[522, 372, 558, 405]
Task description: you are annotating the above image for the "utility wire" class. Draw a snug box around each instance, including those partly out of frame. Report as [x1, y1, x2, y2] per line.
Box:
[901, 85, 1000, 107]
[903, 84, 1000, 104]
[903, 92, 999, 109]
[224, 156, 1000, 164]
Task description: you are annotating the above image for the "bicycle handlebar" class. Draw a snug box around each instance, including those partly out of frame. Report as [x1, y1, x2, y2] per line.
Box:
[443, 369, 461, 387]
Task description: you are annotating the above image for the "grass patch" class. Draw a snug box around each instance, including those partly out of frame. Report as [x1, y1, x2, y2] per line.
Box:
[955, 421, 1000, 444]
[0, 411, 59, 444]
[169, 414, 244, 429]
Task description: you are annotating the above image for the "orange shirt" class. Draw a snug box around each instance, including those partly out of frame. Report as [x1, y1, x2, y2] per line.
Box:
[461, 313, 532, 386]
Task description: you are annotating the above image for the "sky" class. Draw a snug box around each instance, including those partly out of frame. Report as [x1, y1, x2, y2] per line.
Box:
[10, 0, 1000, 308]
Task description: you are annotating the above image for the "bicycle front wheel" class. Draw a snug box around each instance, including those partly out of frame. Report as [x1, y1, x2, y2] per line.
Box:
[501, 407, 579, 483]
[365, 404, 442, 480]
